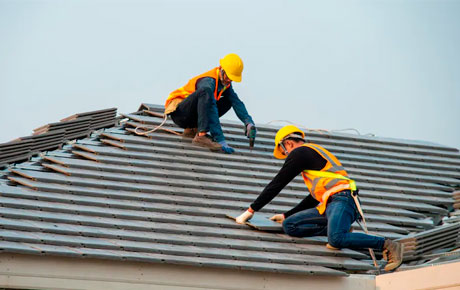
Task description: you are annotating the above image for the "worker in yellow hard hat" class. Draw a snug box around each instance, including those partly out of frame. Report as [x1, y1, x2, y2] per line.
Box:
[164, 53, 256, 153]
[235, 125, 404, 272]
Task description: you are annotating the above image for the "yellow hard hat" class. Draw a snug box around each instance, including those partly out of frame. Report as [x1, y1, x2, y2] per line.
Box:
[219, 53, 244, 82]
[273, 125, 305, 159]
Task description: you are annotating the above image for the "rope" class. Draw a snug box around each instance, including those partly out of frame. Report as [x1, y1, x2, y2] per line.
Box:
[133, 114, 168, 136]
[131, 114, 182, 136]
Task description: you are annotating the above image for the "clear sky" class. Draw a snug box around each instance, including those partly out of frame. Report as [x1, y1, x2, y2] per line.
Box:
[1, 0, 459, 149]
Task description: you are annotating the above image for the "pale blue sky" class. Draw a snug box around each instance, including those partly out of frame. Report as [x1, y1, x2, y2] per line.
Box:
[1, 0, 459, 149]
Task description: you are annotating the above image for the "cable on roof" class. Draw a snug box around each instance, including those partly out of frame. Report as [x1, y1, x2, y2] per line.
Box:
[266, 120, 376, 136]
[266, 120, 329, 135]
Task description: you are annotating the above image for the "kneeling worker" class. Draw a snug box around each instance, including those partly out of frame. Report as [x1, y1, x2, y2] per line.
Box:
[235, 125, 403, 271]
[164, 53, 256, 154]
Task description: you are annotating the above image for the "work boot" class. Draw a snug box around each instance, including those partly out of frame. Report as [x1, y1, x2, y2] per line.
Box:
[326, 243, 340, 250]
[182, 128, 197, 138]
[192, 134, 221, 151]
[382, 239, 404, 271]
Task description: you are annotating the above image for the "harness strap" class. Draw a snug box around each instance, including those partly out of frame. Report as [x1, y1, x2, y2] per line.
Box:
[305, 170, 379, 270]
[351, 191, 380, 271]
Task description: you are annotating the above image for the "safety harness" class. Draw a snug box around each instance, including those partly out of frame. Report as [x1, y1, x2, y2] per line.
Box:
[304, 170, 380, 270]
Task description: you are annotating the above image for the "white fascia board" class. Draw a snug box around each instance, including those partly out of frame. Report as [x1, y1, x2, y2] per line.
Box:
[376, 261, 460, 290]
[0, 253, 376, 290]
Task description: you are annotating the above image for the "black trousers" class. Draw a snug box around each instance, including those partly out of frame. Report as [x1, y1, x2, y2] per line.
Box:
[170, 87, 232, 142]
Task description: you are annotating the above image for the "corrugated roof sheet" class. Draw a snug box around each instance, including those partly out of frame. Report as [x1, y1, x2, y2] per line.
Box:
[0, 108, 117, 167]
[398, 222, 460, 261]
[454, 191, 460, 210]
[0, 103, 459, 276]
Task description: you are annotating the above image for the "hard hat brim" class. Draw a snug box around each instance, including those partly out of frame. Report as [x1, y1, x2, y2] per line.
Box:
[219, 57, 242, 82]
[226, 73, 242, 82]
[273, 125, 306, 159]
[273, 145, 287, 159]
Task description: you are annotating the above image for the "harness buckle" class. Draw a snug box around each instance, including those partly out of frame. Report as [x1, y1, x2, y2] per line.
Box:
[351, 188, 359, 197]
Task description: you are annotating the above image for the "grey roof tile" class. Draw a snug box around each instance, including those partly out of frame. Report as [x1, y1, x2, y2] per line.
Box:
[50, 147, 455, 202]
[122, 116, 460, 170]
[73, 137, 457, 198]
[43, 151, 453, 210]
[0, 236, 346, 276]
[0, 205, 368, 260]
[0, 108, 117, 167]
[4, 170, 431, 232]
[146, 103, 459, 151]
[1, 104, 459, 275]
[0, 240, 43, 255]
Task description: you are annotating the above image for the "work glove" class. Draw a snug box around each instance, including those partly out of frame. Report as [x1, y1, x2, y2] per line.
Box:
[245, 123, 257, 139]
[270, 213, 285, 224]
[235, 210, 254, 224]
[218, 140, 235, 154]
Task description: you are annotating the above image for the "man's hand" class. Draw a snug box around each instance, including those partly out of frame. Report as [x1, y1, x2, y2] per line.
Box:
[235, 210, 254, 224]
[245, 123, 257, 139]
[270, 213, 285, 224]
[218, 141, 235, 154]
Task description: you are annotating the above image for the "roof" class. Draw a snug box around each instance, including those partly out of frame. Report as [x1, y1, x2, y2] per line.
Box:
[0, 103, 459, 277]
[0, 108, 117, 167]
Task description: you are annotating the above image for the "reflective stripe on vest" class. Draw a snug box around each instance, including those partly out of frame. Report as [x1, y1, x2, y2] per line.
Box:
[165, 67, 230, 108]
[300, 143, 355, 214]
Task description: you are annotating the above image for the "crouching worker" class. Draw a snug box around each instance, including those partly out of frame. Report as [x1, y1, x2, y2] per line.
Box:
[235, 125, 403, 271]
[164, 53, 256, 154]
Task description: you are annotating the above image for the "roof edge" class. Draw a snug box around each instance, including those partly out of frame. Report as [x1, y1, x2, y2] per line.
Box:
[0, 253, 375, 290]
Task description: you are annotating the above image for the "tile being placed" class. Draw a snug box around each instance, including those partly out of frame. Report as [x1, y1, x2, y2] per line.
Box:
[227, 213, 283, 232]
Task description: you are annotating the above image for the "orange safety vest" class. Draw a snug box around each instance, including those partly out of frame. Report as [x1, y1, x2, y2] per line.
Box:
[301, 143, 353, 214]
[164, 67, 230, 115]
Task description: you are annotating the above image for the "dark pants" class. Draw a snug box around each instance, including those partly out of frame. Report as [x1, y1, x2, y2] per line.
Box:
[283, 191, 385, 250]
[170, 87, 232, 142]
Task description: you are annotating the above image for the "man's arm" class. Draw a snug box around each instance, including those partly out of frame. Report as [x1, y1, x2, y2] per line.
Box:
[283, 195, 319, 218]
[236, 153, 303, 224]
[225, 86, 254, 125]
[250, 146, 326, 211]
[195, 77, 216, 92]
[236, 146, 326, 224]
[250, 152, 306, 211]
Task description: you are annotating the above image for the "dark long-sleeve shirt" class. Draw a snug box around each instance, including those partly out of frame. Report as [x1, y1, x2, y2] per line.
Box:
[250, 146, 327, 218]
[196, 77, 254, 125]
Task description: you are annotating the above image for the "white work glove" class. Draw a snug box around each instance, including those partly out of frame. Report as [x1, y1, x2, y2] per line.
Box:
[235, 210, 254, 224]
[270, 213, 285, 224]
